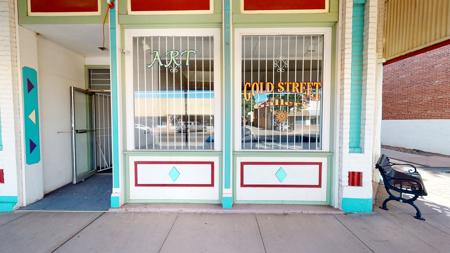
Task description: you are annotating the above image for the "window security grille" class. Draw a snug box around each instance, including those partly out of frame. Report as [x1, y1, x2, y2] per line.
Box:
[241, 35, 324, 150]
[133, 36, 215, 150]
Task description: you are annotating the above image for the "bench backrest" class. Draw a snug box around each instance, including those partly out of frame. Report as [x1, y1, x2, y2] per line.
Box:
[376, 154, 394, 178]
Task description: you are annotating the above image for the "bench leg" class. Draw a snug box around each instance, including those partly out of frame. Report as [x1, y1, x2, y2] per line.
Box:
[380, 196, 395, 210]
[408, 201, 425, 221]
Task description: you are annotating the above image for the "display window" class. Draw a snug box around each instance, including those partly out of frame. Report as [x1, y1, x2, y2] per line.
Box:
[125, 29, 221, 151]
[235, 28, 331, 151]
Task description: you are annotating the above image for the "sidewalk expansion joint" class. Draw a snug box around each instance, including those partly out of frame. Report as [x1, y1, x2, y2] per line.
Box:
[50, 212, 105, 253]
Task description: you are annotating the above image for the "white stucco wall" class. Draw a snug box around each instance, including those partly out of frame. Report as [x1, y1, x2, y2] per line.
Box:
[382, 120, 450, 156]
[85, 56, 109, 66]
[37, 36, 86, 194]
[0, 0, 20, 207]
[18, 26, 44, 205]
[18, 26, 86, 202]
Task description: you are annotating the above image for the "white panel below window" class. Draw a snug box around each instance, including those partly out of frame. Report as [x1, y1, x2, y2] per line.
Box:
[236, 157, 328, 202]
[128, 156, 219, 201]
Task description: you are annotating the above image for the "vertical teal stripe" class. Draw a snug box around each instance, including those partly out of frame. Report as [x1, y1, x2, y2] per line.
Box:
[110, 5, 120, 189]
[349, 0, 365, 153]
[223, 0, 232, 190]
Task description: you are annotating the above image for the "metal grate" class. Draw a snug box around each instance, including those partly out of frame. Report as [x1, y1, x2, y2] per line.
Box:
[94, 93, 112, 171]
[133, 36, 215, 150]
[89, 69, 110, 90]
[241, 35, 324, 150]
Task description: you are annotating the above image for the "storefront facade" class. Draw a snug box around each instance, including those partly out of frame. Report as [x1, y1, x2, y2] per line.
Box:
[0, 0, 382, 212]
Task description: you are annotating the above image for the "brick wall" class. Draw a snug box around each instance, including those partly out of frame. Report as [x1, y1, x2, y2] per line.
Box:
[383, 42, 450, 120]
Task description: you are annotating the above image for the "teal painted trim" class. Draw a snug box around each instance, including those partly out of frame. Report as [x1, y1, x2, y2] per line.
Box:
[342, 197, 372, 213]
[22, 67, 41, 165]
[223, 0, 232, 190]
[110, 6, 120, 193]
[349, 147, 362, 153]
[222, 196, 233, 209]
[349, 1, 365, 153]
[110, 196, 120, 208]
[0, 196, 18, 212]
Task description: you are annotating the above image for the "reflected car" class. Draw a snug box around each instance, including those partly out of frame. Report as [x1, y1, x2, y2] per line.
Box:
[135, 124, 152, 134]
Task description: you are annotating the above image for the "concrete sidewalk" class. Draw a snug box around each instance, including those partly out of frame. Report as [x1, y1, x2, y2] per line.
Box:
[381, 146, 450, 169]
[1, 148, 449, 253]
[1, 197, 450, 253]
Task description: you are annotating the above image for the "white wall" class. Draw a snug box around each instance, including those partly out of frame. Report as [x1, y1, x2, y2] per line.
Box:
[85, 56, 109, 66]
[37, 36, 85, 193]
[0, 0, 20, 208]
[18, 26, 44, 204]
[382, 120, 450, 156]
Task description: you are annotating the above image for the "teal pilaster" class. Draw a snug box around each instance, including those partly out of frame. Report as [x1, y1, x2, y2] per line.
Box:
[342, 197, 372, 213]
[109, 1, 121, 208]
[0, 196, 18, 212]
[222, 0, 233, 208]
[349, 0, 366, 153]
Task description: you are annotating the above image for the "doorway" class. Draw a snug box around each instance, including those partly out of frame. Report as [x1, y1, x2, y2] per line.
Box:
[21, 68, 113, 211]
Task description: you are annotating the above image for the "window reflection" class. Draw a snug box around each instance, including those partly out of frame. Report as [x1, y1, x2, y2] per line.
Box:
[133, 36, 215, 150]
[241, 35, 324, 150]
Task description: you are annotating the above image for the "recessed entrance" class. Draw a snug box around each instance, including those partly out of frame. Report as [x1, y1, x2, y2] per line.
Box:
[18, 23, 113, 211]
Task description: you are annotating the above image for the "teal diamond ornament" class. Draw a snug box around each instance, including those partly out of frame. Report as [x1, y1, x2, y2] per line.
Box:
[169, 166, 180, 182]
[275, 167, 287, 183]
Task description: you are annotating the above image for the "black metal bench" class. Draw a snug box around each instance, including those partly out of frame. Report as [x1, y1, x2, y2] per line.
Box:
[376, 154, 428, 220]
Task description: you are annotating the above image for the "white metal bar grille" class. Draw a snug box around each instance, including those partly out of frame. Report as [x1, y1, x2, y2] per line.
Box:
[133, 36, 215, 150]
[241, 34, 324, 150]
[94, 93, 112, 171]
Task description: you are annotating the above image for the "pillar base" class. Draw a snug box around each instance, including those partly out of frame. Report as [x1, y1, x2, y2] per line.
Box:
[0, 196, 18, 212]
[222, 196, 233, 209]
[342, 197, 372, 213]
[110, 195, 120, 208]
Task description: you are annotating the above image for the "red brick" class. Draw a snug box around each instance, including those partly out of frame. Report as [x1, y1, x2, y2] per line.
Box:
[383, 44, 450, 120]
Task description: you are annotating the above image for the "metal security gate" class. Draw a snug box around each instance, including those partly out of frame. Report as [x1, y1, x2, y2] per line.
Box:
[94, 93, 112, 172]
[70, 87, 111, 184]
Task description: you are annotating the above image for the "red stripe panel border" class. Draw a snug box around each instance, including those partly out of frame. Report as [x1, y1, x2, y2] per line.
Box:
[130, 0, 210, 12]
[244, 0, 326, 11]
[0, 169, 4, 184]
[240, 162, 322, 188]
[30, 0, 99, 13]
[134, 161, 214, 187]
